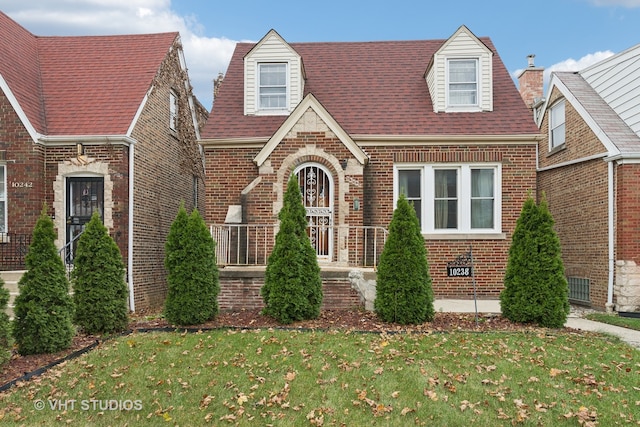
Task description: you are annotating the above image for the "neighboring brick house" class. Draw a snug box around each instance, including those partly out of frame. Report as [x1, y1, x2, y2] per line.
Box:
[532, 43, 640, 312]
[0, 12, 206, 311]
[200, 26, 540, 309]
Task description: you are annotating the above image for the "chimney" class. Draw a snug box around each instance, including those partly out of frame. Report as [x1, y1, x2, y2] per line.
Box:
[213, 72, 224, 101]
[517, 54, 544, 109]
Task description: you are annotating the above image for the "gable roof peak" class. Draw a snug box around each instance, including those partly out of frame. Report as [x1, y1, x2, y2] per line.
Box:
[434, 25, 491, 55]
[245, 29, 300, 59]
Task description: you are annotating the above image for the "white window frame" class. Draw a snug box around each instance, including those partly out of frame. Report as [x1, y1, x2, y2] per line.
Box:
[257, 62, 288, 112]
[446, 58, 479, 109]
[549, 99, 565, 150]
[0, 164, 6, 233]
[169, 90, 178, 131]
[394, 163, 502, 236]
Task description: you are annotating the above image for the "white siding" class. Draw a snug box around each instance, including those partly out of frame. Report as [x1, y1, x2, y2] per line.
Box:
[581, 44, 640, 136]
[428, 27, 493, 113]
[244, 31, 303, 116]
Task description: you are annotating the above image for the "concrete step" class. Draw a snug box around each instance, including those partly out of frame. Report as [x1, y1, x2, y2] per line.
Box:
[1, 270, 26, 284]
[1, 270, 25, 319]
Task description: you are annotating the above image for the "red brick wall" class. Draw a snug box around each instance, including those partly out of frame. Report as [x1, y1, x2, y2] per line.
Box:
[44, 144, 130, 253]
[217, 269, 361, 311]
[617, 164, 640, 264]
[204, 138, 537, 301]
[0, 92, 46, 236]
[127, 43, 206, 309]
[537, 87, 611, 308]
[363, 144, 537, 299]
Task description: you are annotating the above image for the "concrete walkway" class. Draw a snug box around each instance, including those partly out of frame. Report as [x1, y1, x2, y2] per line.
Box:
[436, 299, 640, 350]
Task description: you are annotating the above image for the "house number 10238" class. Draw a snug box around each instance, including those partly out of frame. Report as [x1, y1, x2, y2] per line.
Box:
[447, 266, 472, 277]
[11, 181, 34, 188]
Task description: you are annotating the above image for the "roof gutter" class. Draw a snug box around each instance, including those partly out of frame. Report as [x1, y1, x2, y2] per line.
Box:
[607, 159, 614, 311]
[128, 140, 136, 312]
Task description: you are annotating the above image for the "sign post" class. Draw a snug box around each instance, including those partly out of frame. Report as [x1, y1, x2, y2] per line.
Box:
[446, 245, 478, 325]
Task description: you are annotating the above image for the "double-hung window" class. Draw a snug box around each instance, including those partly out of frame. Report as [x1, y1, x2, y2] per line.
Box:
[0, 165, 6, 233]
[549, 99, 565, 150]
[448, 59, 478, 107]
[169, 90, 178, 131]
[258, 63, 287, 110]
[395, 164, 501, 235]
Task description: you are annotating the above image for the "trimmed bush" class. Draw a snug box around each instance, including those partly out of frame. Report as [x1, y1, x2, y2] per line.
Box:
[500, 194, 569, 328]
[375, 194, 435, 324]
[164, 204, 219, 326]
[12, 206, 75, 355]
[72, 211, 129, 334]
[0, 278, 11, 365]
[262, 175, 323, 324]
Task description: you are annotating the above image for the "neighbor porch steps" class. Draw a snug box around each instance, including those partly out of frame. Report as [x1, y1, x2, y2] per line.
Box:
[1, 270, 25, 319]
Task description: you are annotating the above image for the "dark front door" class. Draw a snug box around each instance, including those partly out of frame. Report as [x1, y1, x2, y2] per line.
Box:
[65, 177, 104, 263]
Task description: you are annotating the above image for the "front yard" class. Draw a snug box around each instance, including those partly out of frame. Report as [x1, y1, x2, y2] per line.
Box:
[0, 311, 638, 426]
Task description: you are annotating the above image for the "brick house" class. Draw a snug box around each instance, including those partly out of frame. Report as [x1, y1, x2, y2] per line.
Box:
[200, 26, 540, 310]
[531, 43, 640, 312]
[0, 12, 207, 312]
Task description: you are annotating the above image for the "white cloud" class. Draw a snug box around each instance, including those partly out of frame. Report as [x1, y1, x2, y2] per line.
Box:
[0, 0, 236, 109]
[514, 51, 615, 89]
[542, 50, 615, 84]
[588, 0, 640, 7]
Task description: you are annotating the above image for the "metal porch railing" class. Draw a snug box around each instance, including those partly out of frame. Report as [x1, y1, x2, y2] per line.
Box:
[0, 232, 31, 271]
[210, 224, 388, 268]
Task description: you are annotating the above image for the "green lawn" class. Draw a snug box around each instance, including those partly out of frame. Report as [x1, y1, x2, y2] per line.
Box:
[0, 328, 638, 426]
[586, 312, 640, 332]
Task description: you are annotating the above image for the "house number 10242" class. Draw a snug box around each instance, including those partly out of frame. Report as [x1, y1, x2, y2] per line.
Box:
[11, 181, 34, 188]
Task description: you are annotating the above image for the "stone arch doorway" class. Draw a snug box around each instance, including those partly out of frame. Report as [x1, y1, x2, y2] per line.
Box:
[294, 162, 334, 261]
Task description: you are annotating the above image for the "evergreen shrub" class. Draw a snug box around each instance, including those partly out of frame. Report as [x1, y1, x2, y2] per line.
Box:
[72, 211, 129, 334]
[262, 175, 323, 324]
[374, 194, 434, 324]
[164, 204, 219, 326]
[12, 206, 75, 355]
[500, 195, 570, 328]
[0, 279, 12, 365]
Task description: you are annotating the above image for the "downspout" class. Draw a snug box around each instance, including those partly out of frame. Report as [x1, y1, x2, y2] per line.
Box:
[128, 141, 136, 312]
[607, 160, 614, 312]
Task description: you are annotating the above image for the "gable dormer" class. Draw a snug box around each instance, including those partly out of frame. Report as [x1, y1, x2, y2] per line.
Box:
[244, 29, 305, 116]
[426, 25, 493, 113]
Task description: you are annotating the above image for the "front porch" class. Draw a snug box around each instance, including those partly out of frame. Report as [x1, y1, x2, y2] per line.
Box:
[210, 224, 388, 268]
[210, 224, 386, 311]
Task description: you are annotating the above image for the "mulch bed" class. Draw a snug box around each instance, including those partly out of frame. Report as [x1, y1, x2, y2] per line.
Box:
[0, 308, 571, 390]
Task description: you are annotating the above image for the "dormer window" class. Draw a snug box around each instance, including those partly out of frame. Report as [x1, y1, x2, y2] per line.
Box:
[426, 26, 493, 113]
[447, 59, 478, 107]
[259, 63, 287, 110]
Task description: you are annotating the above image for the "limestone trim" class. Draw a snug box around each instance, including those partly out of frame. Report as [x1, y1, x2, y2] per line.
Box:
[53, 157, 114, 251]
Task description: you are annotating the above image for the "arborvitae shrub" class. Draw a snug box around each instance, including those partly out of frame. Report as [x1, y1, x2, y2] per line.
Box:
[0, 279, 12, 365]
[12, 206, 75, 355]
[262, 175, 322, 324]
[164, 204, 219, 326]
[375, 194, 435, 324]
[72, 211, 129, 334]
[500, 195, 569, 328]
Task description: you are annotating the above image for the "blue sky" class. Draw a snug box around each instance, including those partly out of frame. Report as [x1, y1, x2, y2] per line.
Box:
[1, 0, 639, 110]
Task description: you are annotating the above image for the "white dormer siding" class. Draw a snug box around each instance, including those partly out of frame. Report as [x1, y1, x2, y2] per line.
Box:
[426, 26, 493, 113]
[244, 30, 304, 116]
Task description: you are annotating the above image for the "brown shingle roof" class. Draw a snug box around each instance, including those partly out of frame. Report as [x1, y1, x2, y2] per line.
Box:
[202, 37, 538, 140]
[0, 12, 177, 136]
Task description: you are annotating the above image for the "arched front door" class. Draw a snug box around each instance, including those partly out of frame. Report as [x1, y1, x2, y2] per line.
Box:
[295, 163, 333, 261]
